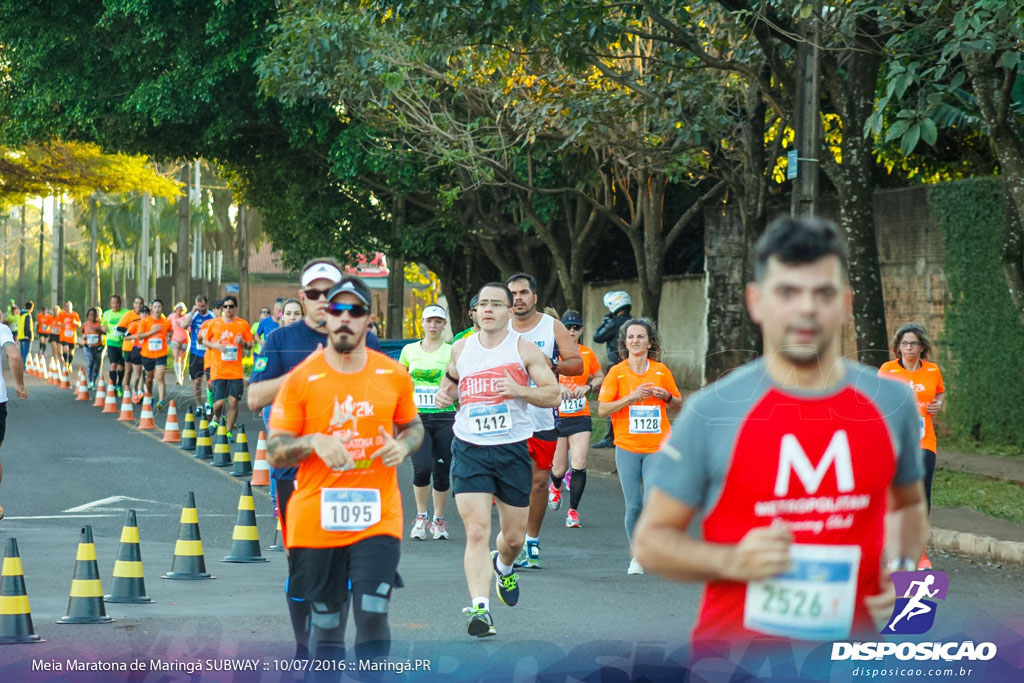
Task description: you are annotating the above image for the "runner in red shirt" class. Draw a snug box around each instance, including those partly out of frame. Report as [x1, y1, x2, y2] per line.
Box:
[634, 217, 927, 657]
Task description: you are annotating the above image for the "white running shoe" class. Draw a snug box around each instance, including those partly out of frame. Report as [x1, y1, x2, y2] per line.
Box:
[430, 519, 449, 540]
[627, 557, 645, 575]
[410, 515, 428, 540]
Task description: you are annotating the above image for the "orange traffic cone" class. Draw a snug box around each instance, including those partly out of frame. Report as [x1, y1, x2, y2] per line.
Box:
[251, 431, 270, 486]
[57, 526, 113, 624]
[268, 517, 285, 552]
[59, 365, 71, 390]
[0, 537, 45, 643]
[117, 392, 135, 422]
[46, 358, 56, 385]
[25, 354, 35, 378]
[161, 401, 181, 443]
[137, 396, 157, 430]
[102, 383, 119, 413]
[92, 378, 106, 407]
[75, 376, 90, 401]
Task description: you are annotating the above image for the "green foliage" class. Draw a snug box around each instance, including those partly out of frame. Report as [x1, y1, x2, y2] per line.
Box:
[931, 177, 1024, 446]
[931, 469, 1024, 523]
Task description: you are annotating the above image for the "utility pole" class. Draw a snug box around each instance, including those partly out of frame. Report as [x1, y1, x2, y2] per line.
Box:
[140, 193, 151, 301]
[386, 195, 406, 339]
[176, 163, 191, 305]
[18, 204, 27, 304]
[50, 197, 60, 305]
[89, 196, 99, 305]
[37, 201, 45, 307]
[2, 212, 8, 308]
[237, 205, 249, 319]
[791, 0, 822, 218]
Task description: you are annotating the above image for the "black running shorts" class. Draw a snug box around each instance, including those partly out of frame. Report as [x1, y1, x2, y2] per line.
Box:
[287, 535, 401, 603]
[451, 437, 532, 507]
[128, 347, 143, 366]
[188, 353, 208, 380]
[557, 415, 592, 438]
[106, 346, 125, 366]
[211, 378, 244, 402]
[0, 401, 7, 445]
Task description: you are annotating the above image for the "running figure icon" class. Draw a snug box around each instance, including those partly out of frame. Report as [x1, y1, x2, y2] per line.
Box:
[887, 574, 939, 631]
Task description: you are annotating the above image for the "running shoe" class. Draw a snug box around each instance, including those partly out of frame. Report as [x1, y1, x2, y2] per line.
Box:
[205, 406, 214, 422]
[410, 515, 428, 540]
[514, 540, 541, 569]
[87, 381, 95, 391]
[155, 400, 166, 413]
[463, 606, 496, 638]
[918, 552, 932, 571]
[131, 392, 142, 405]
[430, 519, 449, 540]
[627, 557, 645, 575]
[226, 432, 234, 442]
[565, 509, 581, 528]
[491, 550, 520, 606]
[547, 483, 562, 511]
[116, 386, 123, 398]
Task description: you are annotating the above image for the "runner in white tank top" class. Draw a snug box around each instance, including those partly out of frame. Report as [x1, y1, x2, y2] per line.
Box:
[435, 283, 561, 639]
[506, 274, 583, 569]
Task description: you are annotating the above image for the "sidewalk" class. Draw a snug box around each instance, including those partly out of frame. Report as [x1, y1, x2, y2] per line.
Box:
[588, 446, 1024, 565]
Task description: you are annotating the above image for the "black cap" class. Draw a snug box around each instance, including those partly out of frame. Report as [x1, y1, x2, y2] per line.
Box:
[327, 277, 371, 306]
[469, 294, 479, 309]
[561, 310, 583, 327]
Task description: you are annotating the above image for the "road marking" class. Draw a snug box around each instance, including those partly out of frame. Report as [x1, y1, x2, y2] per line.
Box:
[5, 514, 118, 520]
[63, 495, 168, 513]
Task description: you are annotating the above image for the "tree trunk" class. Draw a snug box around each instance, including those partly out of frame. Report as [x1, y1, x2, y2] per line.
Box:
[18, 203, 26, 304]
[89, 197, 99, 305]
[176, 163, 191, 306]
[37, 206, 44, 306]
[50, 197, 61, 305]
[139, 193, 151, 301]
[238, 205, 250, 320]
[639, 172, 666, 322]
[387, 195, 406, 338]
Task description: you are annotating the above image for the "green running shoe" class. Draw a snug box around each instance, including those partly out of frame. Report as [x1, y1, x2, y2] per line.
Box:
[463, 606, 496, 637]
[514, 540, 541, 569]
[492, 551, 520, 606]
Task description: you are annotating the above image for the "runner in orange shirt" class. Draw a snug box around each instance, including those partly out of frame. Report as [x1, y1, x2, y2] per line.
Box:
[598, 318, 682, 575]
[267, 275, 423, 666]
[57, 301, 81, 367]
[115, 297, 144, 401]
[47, 304, 63, 364]
[202, 295, 253, 437]
[36, 308, 53, 357]
[137, 299, 173, 411]
[549, 309, 604, 528]
[878, 322, 945, 570]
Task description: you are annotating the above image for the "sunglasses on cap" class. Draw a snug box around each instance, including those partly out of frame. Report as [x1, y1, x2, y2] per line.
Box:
[326, 302, 370, 318]
[303, 287, 331, 300]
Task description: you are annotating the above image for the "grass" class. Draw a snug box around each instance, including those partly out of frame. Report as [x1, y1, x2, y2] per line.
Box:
[932, 469, 1024, 524]
[941, 435, 1024, 459]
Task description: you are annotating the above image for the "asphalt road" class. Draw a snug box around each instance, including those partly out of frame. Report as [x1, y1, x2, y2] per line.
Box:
[0, 367, 1022, 682]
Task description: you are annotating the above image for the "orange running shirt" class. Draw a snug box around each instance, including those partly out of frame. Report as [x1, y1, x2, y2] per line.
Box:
[269, 349, 418, 549]
[81, 321, 104, 348]
[878, 359, 945, 452]
[558, 344, 602, 418]
[37, 313, 52, 336]
[58, 311, 81, 344]
[598, 358, 681, 453]
[204, 317, 253, 380]
[138, 317, 173, 359]
[117, 310, 142, 351]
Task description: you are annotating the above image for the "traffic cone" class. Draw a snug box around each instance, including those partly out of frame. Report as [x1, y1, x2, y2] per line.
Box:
[104, 510, 152, 603]
[223, 482, 268, 563]
[230, 425, 253, 477]
[251, 431, 270, 486]
[161, 401, 181, 443]
[211, 425, 232, 467]
[46, 358, 56, 385]
[162, 492, 214, 580]
[137, 395, 157, 430]
[75, 376, 90, 401]
[101, 382, 119, 413]
[194, 418, 212, 460]
[117, 392, 135, 421]
[0, 538, 45, 644]
[25, 354, 35, 378]
[57, 525, 113, 624]
[93, 378, 106, 407]
[268, 517, 285, 552]
[179, 410, 197, 451]
[59, 364, 71, 390]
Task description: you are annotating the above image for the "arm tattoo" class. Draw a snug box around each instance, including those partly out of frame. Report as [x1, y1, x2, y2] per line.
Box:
[267, 434, 313, 467]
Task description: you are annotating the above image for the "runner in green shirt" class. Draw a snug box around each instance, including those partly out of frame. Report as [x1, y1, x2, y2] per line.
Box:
[452, 294, 479, 342]
[100, 294, 130, 396]
[399, 304, 456, 540]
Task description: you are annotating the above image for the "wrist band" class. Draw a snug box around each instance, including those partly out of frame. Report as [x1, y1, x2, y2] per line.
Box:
[445, 371, 458, 384]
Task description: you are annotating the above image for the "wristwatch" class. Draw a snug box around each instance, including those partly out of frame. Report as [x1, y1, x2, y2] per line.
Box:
[886, 557, 917, 572]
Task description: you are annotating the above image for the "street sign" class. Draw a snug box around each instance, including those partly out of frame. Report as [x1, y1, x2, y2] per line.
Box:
[787, 149, 799, 180]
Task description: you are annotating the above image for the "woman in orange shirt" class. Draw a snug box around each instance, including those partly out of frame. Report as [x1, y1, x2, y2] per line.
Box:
[878, 322, 945, 570]
[598, 318, 682, 575]
[80, 307, 105, 389]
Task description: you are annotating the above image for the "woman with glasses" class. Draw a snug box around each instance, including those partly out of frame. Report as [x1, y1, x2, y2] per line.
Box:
[879, 322, 945, 570]
[598, 318, 682, 575]
[548, 310, 604, 528]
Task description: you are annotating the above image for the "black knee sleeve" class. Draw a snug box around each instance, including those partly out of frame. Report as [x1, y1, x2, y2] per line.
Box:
[569, 467, 587, 510]
[351, 580, 392, 661]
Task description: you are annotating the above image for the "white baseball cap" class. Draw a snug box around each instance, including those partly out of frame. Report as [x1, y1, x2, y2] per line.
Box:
[301, 261, 344, 288]
[422, 305, 447, 320]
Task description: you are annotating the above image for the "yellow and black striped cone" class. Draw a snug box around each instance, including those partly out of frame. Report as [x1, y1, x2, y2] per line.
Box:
[104, 510, 152, 603]
[57, 525, 113, 624]
[194, 418, 213, 460]
[223, 482, 268, 563]
[211, 425, 232, 467]
[162, 492, 214, 580]
[0, 538, 44, 644]
[179, 410, 197, 451]
[230, 425, 253, 477]
[268, 517, 285, 552]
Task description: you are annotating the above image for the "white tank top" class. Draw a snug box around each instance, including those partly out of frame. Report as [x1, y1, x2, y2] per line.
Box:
[454, 331, 534, 445]
[510, 313, 557, 432]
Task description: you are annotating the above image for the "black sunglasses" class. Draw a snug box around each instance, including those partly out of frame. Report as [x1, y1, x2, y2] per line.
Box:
[326, 302, 370, 318]
[566, 324, 583, 331]
[303, 287, 331, 300]
[222, 304, 236, 309]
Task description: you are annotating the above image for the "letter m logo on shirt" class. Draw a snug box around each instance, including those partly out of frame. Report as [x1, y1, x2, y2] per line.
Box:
[774, 430, 855, 496]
